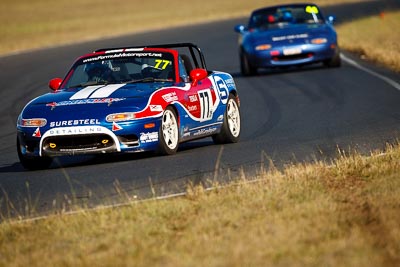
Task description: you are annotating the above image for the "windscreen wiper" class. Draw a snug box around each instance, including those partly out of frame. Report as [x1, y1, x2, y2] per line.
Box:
[68, 81, 110, 88]
[126, 77, 172, 84]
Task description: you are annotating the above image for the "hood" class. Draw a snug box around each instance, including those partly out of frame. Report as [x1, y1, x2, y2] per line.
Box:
[20, 82, 174, 121]
[247, 23, 333, 46]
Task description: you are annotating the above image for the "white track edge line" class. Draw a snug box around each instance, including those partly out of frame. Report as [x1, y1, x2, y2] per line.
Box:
[341, 53, 400, 91]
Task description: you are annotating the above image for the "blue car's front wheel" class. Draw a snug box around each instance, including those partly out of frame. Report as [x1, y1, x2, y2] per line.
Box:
[240, 49, 257, 76]
[323, 47, 341, 68]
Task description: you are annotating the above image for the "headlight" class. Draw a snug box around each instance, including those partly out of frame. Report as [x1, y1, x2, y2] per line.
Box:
[255, 44, 272, 51]
[106, 112, 135, 122]
[19, 118, 47, 127]
[311, 38, 327, 44]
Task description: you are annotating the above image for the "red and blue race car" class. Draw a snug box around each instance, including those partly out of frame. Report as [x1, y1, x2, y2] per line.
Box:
[16, 43, 241, 170]
[234, 3, 341, 75]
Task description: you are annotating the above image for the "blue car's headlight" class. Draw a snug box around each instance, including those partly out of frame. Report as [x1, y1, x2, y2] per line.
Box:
[255, 44, 272, 51]
[311, 38, 328, 44]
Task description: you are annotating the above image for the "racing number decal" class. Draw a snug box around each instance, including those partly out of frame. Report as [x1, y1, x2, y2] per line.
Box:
[198, 89, 213, 121]
[154, 59, 171, 69]
[213, 76, 229, 105]
[305, 6, 319, 14]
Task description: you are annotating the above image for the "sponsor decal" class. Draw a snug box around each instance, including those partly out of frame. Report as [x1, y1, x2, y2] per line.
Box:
[224, 78, 236, 89]
[47, 98, 125, 108]
[82, 53, 163, 63]
[112, 122, 123, 131]
[162, 92, 178, 102]
[50, 119, 101, 128]
[189, 95, 198, 102]
[47, 126, 103, 136]
[150, 105, 163, 112]
[193, 127, 218, 136]
[272, 34, 309, 42]
[140, 132, 158, 143]
[213, 76, 229, 105]
[33, 127, 41, 138]
[187, 105, 197, 111]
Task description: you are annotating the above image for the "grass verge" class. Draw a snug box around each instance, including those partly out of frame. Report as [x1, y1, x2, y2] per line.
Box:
[336, 11, 400, 72]
[1, 144, 399, 266]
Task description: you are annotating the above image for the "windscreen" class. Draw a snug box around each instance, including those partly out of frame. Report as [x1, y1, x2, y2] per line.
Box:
[62, 51, 175, 89]
[249, 5, 324, 30]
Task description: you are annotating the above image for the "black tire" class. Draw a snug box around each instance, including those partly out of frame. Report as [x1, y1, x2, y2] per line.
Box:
[17, 138, 52, 170]
[158, 107, 179, 155]
[212, 94, 241, 144]
[324, 47, 341, 67]
[240, 50, 257, 76]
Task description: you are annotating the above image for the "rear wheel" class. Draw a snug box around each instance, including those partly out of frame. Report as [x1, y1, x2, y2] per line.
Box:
[212, 94, 241, 144]
[17, 138, 52, 170]
[158, 107, 179, 155]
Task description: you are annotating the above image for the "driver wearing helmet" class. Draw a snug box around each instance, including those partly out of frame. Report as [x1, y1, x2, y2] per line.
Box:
[141, 64, 155, 79]
[281, 10, 293, 22]
[85, 62, 114, 83]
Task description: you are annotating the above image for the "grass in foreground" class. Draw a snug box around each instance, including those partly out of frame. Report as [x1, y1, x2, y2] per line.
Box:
[1, 144, 399, 267]
[336, 11, 400, 73]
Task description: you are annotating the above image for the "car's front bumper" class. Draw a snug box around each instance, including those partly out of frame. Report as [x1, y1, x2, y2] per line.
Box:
[17, 117, 162, 158]
[247, 43, 338, 68]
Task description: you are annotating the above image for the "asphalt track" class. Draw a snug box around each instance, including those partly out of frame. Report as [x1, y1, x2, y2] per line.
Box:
[0, 0, 399, 218]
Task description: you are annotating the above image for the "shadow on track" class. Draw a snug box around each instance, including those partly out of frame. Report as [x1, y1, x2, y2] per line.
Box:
[0, 140, 216, 173]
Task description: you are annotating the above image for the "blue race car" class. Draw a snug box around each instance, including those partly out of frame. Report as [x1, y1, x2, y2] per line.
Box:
[234, 3, 341, 75]
[16, 43, 241, 170]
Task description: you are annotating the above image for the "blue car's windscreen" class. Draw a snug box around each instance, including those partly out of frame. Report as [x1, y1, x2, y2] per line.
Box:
[249, 5, 324, 30]
[62, 52, 176, 89]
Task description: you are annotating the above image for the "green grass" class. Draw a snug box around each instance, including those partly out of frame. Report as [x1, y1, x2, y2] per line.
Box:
[1, 144, 400, 266]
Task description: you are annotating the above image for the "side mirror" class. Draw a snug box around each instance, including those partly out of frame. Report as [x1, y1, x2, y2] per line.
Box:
[49, 78, 62, 91]
[234, 24, 246, 33]
[327, 15, 336, 24]
[190, 68, 208, 86]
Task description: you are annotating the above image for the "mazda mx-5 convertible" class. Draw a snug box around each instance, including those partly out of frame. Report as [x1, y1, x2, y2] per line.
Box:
[17, 43, 241, 170]
[234, 3, 341, 75]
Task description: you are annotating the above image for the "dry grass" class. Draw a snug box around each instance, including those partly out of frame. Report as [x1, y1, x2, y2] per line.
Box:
[0, 0, 362, 55]
[336, 11, 400, 72]
[1, 144, 399, 266]
[1, 1, 399, 266]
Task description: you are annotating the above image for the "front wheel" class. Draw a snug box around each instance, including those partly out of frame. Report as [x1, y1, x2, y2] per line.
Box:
[158, 107, 179, 155]
[212, 94, 241, 144]
[17, 138, 52, 170]
[324, 47, 341, 68]
[240, 50, 257, 76]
